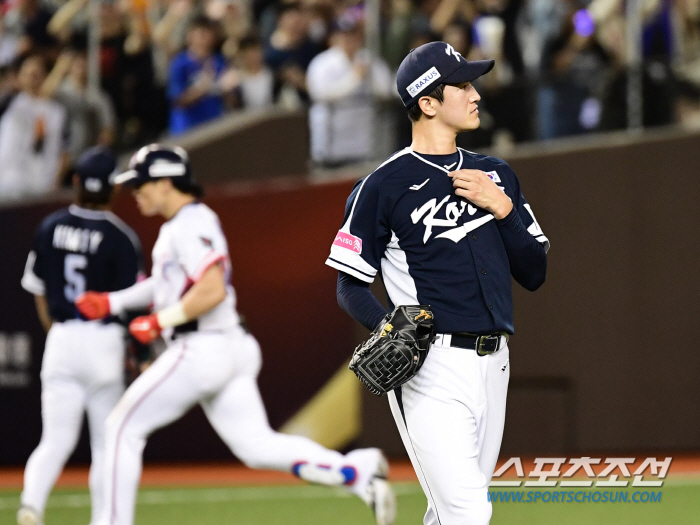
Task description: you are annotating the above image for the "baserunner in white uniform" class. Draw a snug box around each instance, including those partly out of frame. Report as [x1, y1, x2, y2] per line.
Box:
[18, 147, 144, 525]
[76, 144, 396, 525]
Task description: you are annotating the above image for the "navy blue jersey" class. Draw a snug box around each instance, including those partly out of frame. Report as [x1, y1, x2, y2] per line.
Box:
[22, 205, 144, 322]
[326, 147, 549, 335]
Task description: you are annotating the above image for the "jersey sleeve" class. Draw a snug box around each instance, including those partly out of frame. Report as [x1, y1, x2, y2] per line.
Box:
[325, 174, 391, 283]
[174, 216, 227, 282]
[114, 227, 145, 290]
[494, 163, 548, 291]
[21, 222, 49, 295]
[505, 165, 550, 253]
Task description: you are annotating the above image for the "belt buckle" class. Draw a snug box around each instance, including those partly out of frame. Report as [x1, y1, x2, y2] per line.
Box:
[476, 335, 500, 356]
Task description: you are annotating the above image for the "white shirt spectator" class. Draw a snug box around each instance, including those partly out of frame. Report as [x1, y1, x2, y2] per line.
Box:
[239, 67, 274, 110]
[0, 92, 67, 200]
[307, 46, 393, 164]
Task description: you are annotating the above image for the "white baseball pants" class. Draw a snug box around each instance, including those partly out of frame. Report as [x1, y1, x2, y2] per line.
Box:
[98, 327, 379, 525]
[21, 321, 126, 525]
[388, 338, 510, 525]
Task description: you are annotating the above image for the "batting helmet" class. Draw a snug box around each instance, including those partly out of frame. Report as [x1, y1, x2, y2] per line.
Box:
[114, 144, 203, 196]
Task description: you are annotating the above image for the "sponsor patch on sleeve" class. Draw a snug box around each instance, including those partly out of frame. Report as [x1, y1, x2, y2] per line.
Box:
[333, 231, 362, 254]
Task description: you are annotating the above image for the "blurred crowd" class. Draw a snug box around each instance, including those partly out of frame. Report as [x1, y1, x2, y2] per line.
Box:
[1, 0, 700, 200]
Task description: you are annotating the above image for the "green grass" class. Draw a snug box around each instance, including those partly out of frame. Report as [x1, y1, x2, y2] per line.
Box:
[1, 480, 699, 524]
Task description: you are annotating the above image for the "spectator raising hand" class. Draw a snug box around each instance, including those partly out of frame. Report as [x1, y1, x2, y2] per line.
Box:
[167, 16, 232, 135]
[0, 54, 68, 201]
[265, 3, 321, 105]
[152, 0, 196, 59]
[41, 49, 116, 166]
[306, 7, 393, 166]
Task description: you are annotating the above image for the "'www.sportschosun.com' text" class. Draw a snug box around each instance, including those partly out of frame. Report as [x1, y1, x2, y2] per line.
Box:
[488, 490, 662, 503]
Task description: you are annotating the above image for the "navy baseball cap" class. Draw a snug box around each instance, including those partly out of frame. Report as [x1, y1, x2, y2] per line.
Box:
[397, 42, 495, 108]
[75, 146, 117, 194]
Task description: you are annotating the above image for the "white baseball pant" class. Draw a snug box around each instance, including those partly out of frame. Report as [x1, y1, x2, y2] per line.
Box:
[388, 338, 510, 525]
[98, 327, 379, 525]
[21, 321, 126, 525]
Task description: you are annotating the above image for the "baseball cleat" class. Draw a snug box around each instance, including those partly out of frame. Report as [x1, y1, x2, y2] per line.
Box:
[345, 449, 396, 525]
[367, 476, 397, 525]
[17, 506, 42, 525]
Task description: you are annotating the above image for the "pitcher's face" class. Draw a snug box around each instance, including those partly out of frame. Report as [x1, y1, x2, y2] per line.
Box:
[437, 82, 482, 131]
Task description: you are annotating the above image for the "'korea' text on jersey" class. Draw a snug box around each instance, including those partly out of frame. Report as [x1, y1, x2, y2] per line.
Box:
[325, 147, 549, 335]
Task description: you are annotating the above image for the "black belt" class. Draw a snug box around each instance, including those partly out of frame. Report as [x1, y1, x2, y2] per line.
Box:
[449, 332, 508, 356]
[171, 320, 199, 338]
[171, 319, 248, 340]
[59, 315, 120, 325]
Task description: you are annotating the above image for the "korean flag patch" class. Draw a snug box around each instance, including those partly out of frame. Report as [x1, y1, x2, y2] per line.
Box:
[484, 171, 501, 183]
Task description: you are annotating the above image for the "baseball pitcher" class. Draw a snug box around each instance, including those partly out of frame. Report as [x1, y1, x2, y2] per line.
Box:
[327, 42, 549, 525]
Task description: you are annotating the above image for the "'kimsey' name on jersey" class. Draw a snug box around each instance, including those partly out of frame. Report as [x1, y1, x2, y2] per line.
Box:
[52, 225, 104, 254]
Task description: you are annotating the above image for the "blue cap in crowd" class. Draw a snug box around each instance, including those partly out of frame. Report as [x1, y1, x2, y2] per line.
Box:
[75, 146, 117, 194]
[396, 42, 495, 108]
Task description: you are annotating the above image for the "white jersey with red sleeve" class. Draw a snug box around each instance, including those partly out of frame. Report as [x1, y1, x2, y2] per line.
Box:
[151, 202, 239, 337]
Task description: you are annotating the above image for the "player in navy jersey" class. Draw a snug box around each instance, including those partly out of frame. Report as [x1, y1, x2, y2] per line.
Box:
[326, 42, 549, 525]
[18, 147, 144, 525]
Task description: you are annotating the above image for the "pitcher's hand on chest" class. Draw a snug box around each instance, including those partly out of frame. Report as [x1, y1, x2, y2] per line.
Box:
[448, 169, 513, 220]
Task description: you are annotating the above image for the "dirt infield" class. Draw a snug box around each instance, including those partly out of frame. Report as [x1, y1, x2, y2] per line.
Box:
[1, 455, 698, 489]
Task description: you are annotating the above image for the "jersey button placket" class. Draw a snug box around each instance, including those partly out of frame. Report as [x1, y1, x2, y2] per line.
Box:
[481, 269, 487, 275]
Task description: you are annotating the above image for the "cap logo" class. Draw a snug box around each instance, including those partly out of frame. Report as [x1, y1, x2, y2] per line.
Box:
[406, 66, 440, 98]
[445, 43, 462, 62]
[84, 178, 102, 192]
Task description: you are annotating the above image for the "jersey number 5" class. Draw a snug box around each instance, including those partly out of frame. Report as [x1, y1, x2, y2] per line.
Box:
[64, 254, 87, 302]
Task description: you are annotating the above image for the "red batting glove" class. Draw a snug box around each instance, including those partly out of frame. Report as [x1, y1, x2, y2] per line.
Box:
[129, 314, 162, 344]
[75, 292, 111, 320]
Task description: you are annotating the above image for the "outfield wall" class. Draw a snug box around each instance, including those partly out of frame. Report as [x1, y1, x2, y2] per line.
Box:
[1, 129, 699, 465]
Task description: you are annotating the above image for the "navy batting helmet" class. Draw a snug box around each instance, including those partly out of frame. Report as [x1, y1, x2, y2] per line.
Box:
[114, 144, 203, 196]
